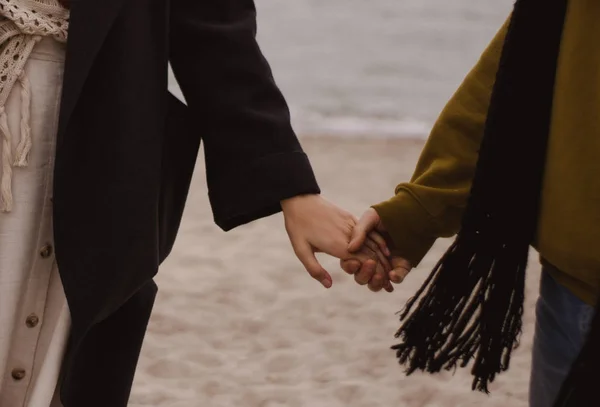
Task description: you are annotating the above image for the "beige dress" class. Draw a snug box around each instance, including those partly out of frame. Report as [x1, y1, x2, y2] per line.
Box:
[0, 2, 71, 406]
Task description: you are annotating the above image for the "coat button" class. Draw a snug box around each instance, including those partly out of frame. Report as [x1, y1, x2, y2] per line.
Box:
[40, 244, 53, 258]
[26, 314, 39, 328]
[11, 368, 26, 380]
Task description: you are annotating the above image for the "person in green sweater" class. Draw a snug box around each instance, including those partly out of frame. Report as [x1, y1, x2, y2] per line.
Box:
[341, 1, 598, 406]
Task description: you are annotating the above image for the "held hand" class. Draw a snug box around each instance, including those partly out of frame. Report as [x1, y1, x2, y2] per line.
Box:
[343, 255, 396, 292]
[340, 208, 412, 291]
[281, 195, 390, 289]
[343, 232, 395, 292]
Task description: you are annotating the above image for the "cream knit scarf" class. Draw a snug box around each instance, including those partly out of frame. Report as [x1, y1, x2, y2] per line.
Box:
[0, 0, 68, 212]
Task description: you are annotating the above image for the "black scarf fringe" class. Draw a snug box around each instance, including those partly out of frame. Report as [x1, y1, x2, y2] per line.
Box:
[390, 0, 569, 395]
[392, 232, 528, 393]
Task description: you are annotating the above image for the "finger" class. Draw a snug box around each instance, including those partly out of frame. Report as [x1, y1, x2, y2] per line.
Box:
[347, 209, 379, 253]
[384, 281, 394, 293]
[363, 237, 391, 271]
[340, 259, 360, 275]
[368, 274, 383, 292]
[368, 262, 388, 292]
[294, 241, 332, 288]
[354, 259, 377, 286]
[389, 257, 412, 284]
[367, 230, 390, 257]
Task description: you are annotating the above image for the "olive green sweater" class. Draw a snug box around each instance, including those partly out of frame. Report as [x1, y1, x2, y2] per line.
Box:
[373, 0, 600, 306]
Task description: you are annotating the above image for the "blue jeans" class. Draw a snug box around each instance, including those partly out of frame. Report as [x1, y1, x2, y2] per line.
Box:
[529, 266, 595, 407]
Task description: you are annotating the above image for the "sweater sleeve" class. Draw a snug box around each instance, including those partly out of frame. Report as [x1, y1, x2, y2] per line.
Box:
[372, 16, 510, 267]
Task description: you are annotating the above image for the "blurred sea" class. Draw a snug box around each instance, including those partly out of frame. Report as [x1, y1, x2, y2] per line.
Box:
[168, 0, 513, 139]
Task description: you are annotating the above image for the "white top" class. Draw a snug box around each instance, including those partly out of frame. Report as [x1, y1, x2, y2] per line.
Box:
[0, 37, 69, 407]
[0, 2, 70, 406]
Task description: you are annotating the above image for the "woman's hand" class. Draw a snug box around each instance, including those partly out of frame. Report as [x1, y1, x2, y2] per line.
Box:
[281, 195, 390, 289]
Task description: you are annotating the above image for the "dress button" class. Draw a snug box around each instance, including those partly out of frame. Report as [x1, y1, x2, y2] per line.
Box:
[26, 314, 39, 328]
[40, 244, 53, 258]
[11, 368, 26, 381]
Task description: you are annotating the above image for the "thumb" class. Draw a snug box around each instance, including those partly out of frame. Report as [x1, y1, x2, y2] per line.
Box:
[348, 208, 380, 252]
[294, 241, 333, 288]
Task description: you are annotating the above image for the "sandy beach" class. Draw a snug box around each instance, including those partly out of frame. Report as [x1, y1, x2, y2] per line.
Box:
[129, 137, 541, 407]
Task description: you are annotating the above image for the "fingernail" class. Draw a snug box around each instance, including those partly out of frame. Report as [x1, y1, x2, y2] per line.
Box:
[385, 248, 391, 256]
[321, 279, 332, 289]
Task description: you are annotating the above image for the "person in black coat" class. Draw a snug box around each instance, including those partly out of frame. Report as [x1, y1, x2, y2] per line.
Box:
[12, 0, 391, 405]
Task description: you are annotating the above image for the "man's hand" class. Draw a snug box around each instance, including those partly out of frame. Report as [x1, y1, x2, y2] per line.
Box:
[281, 195, 390, 289]
[340, 208, 412, 291]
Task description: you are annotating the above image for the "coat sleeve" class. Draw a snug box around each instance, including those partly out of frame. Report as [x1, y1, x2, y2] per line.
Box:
[169, 0, 320, 231]
[371, 17, 510, 267]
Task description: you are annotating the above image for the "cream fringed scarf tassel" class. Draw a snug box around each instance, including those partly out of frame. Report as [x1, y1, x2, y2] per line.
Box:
[0, 0, 68, 212]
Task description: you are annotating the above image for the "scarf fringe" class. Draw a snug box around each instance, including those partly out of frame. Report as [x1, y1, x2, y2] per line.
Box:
[391, 234, 528, 393]
[14, 70, 33, 167]
[0, 106, 13, 211]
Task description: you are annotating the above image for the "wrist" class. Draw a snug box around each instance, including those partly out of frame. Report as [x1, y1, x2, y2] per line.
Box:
[281, 193, 319, 212]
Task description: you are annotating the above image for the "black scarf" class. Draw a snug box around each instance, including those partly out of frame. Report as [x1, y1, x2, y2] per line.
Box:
[391, 0, 598, 405]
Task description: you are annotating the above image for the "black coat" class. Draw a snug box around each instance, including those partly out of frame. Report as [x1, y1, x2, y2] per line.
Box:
[55, 0, 319, 405]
